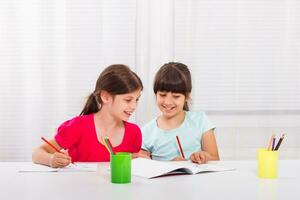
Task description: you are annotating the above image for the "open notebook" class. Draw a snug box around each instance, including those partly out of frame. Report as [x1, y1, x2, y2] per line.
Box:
[19, 163, 98, 173]
[132, 158, 235, 179]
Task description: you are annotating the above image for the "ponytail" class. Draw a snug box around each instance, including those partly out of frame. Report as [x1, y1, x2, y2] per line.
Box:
[80, 93, 100, 115]
[80, 64, 143, 116]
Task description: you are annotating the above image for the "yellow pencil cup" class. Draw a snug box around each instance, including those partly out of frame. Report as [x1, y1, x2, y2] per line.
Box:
[257, 148, 278, 179]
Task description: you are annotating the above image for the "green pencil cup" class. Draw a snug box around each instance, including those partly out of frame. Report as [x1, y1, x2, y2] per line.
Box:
[110, 152, 131, 184]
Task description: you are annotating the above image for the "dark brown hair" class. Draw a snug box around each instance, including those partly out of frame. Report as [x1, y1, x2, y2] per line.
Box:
[80, 64, 143, 115]
[153, 62, 191, 111]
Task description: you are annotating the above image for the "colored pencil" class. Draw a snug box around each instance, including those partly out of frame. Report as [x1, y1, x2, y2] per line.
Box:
[267, 134, 275, 151]
[274, 133, 285, 151]
[101, 137, 111, 154]
[41, 136, 76, 165]
[41, 137, 60, 152]
[176, 135, 185, 159]
[271, 137, 276, 151]
[104, 137, 115, 155]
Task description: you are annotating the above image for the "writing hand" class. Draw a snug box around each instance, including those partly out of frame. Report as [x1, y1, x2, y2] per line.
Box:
[171, 156, 187, 161]
[49, 149, 72, 168]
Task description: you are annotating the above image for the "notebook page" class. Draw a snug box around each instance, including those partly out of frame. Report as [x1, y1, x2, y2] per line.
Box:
[19, 163, 98, 173]
[172, 161, 235, 174]
[132, 158, 195, 178]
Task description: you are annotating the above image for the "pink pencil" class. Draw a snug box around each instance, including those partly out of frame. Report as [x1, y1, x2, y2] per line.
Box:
[267, 134, 275, 151]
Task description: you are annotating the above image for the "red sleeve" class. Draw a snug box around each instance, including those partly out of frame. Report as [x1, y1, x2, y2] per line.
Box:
[54, 117, 81, 149]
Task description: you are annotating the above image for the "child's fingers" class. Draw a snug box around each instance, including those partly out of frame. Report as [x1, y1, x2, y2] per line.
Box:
[190, 154, 197, 163]
[201, 152, 212, 163]
[190, 153, 202, 164]
[191, 151, 213, 164]
[190, 154, 195, 161]
[199, 153, 207, 163]
[54, 151, 71, 160]
[51, 152, 72, 168]
[191, 152, 209, 164]
[54, 157, 71, 167]
[61, 149, 74, 163]
[195, 153, 204, 164]
[132, 153, 141, 159]
[50, 159, 66, 168]
[57, 158, 71, 166]
[172, 156, 186, 161]
[60, 149, 70, 156]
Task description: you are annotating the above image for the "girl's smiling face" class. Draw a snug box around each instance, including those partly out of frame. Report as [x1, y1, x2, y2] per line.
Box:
[156, 91, 186, 118]
[110, 89, 142, 121]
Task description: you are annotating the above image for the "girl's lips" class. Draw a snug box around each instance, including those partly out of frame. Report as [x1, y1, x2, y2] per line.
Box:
[162, 105, 175, 111]
[124, 111, 133, 117]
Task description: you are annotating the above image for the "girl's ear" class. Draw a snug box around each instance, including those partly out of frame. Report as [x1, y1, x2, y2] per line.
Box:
[100, 90, 112, 104]
[186, 93, 191, 101]
[185, 93, 192, 104]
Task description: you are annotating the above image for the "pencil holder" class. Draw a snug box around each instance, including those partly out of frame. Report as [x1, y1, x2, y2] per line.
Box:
[110, 152, 131, 184]
[257, 148, 278, 179]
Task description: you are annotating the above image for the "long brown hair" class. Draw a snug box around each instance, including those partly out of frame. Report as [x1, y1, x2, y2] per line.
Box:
[80, 64, 143, 115]
[153, 62, 191, 111]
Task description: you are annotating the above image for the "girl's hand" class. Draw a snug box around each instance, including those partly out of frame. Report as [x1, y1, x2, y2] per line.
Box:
[49, 150, 72, 168]
[131, 153, 139, 159]
[171, 156, 187, 161]
[190, 151, 212, 164]
[135, 150, 151, 159]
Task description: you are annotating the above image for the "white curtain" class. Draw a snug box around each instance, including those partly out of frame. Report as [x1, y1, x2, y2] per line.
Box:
[135, 0, 175, 125]
[175, 0, 300, 113]
[0, 0, 137, 161]
[1, 0, 299, 161]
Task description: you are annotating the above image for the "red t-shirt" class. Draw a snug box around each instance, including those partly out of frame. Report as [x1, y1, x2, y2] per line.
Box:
[54, 114, 142, 162]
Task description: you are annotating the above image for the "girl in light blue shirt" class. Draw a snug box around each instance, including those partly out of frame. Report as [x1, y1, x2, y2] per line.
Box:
[139, 62, 219, 163]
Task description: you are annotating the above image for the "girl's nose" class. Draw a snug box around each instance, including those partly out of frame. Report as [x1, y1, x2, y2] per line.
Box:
[164, 95, 173, 105]
[130, 101, 137, 110]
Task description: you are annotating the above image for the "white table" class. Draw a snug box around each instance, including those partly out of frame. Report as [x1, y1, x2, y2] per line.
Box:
[0, 160, 299, 200]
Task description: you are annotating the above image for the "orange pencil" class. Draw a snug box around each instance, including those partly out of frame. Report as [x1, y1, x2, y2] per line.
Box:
[41, 137, 75, 164]
[176, 135, 185, 159]
[41, 137, 60, 152]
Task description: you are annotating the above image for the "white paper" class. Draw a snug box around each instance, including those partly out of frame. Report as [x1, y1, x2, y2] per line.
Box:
[132, 158, 235, 178]
[19, 163, 98, 173]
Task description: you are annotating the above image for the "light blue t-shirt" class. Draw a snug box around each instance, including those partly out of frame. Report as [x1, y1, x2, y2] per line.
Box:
[141, 111, 215, 161]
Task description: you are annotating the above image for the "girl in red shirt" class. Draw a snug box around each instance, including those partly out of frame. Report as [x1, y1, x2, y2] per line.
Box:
[32, 64, 143, 168]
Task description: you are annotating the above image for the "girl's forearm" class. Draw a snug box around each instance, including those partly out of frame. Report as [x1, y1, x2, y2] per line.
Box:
[32, 148, 53, 166]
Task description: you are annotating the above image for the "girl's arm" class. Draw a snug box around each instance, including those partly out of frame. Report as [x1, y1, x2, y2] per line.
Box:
[136, 149, 152, 159]
[190, 129, 220, 163]
[32, 139, 71, 168]
[201, 129, 220, 160]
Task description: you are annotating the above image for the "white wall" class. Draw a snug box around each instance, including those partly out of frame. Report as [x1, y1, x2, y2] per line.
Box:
[212, 115, 300, 160]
